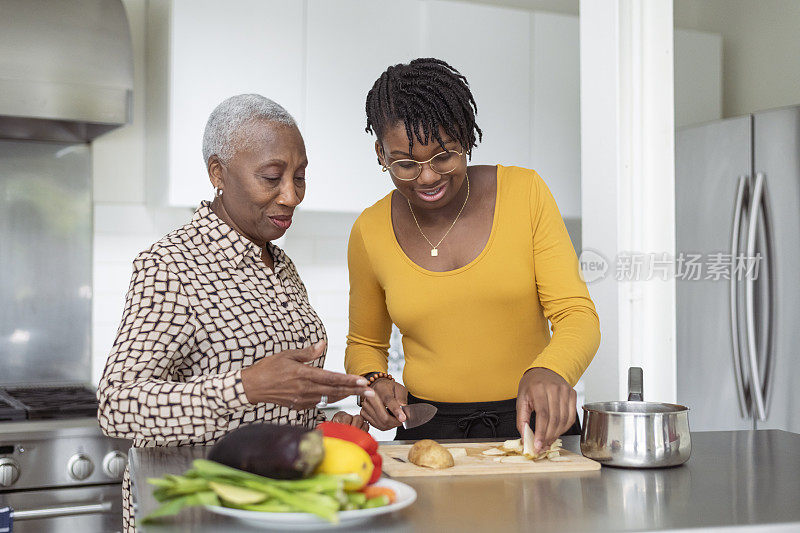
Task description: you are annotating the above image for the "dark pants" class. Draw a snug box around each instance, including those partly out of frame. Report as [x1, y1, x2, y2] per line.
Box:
[395, 393, 582, 441]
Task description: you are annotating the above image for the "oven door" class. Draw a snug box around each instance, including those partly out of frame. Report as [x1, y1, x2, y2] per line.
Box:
[0, 483, 122, 533]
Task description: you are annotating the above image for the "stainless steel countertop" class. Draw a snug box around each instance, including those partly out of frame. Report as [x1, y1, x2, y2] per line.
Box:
[130, 430, 800, 532]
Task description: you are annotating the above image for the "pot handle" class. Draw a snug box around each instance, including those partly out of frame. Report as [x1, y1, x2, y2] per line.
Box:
[628, 367, 643, 401]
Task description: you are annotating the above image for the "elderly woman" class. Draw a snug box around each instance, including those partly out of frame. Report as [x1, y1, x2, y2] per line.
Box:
[98, 94, 373, 532]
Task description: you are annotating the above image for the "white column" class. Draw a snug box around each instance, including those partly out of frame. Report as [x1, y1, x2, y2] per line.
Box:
[579, 0, 676, 403]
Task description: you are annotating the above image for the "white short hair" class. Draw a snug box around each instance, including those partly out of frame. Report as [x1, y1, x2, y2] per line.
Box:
[202, 94, 297, 165]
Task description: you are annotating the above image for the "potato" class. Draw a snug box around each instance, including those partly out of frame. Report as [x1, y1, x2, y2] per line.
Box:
[408, 439, 455, 469]
[499, 455, 531, 463]
[522, 425, 536, 458]
[502, 438, 523, 453]
[448, 447, 467, 459]
[481, 447, 505, 456]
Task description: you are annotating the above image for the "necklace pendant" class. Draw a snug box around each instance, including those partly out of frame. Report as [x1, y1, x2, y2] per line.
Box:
[431, 248, 438, 257]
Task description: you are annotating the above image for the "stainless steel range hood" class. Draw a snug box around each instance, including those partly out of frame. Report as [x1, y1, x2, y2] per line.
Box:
[0, 0, 133, 142]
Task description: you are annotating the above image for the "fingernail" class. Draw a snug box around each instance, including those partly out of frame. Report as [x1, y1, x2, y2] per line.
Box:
[364, 390, 376, 397]
[399, 413, 407, 422]
[534, 440, 542, 451]
[356, 378, 368, 386]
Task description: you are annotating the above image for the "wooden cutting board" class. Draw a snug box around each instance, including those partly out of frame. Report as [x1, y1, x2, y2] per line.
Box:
[379, 441, 601, 477]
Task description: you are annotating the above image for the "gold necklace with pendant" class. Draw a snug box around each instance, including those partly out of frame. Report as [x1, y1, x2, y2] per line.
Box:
[406, 173, 470, 257]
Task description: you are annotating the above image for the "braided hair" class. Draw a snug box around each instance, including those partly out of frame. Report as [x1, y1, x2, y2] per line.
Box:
[365, 58, 482, 161]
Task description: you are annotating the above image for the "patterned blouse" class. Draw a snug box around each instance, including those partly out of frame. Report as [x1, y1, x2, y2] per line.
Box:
[97, 201, 326, 531]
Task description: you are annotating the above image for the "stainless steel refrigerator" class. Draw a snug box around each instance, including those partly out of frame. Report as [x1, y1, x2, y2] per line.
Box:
[676, 106, 800, 433]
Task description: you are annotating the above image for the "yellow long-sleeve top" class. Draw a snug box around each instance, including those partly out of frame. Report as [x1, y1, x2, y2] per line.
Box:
[345, 165, 600, 402]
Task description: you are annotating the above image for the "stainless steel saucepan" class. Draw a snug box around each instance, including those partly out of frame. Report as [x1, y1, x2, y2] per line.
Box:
[580, 367, 691, 468]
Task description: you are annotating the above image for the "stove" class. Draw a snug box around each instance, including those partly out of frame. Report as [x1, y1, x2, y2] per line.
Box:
[0, 386, 131, 532]
[0, 386, 100, 422]
[0, 396, 25, 423]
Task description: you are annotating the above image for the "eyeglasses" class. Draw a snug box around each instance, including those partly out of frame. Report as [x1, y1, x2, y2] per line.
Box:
[382, 148, 465, 181]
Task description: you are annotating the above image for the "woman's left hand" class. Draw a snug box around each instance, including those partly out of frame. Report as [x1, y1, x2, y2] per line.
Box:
[516, 368, 577, 453]
[329, 411, 370, 432]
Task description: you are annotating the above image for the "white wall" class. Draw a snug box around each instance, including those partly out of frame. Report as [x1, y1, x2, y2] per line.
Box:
[577, 1, 619, 405]
[675, 0, 800, 117]
[580, 0, 677, 404]
[673, 29, 722, 128]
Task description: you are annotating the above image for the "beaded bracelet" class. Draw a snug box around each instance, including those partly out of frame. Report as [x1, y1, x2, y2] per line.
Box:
[365, 371, 394, 387]
[357, 372, 394, 407]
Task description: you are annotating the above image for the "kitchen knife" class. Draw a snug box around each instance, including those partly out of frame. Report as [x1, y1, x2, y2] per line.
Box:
[400, 403, 437, 429]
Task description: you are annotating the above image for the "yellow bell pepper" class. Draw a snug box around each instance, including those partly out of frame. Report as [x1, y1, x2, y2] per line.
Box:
[316, 437, 374, 490]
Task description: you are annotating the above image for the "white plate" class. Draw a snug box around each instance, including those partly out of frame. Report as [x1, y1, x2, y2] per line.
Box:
[204, 478, 416, 530]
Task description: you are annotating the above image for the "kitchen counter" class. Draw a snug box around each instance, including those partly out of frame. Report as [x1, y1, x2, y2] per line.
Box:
[130, 430, 800, 532]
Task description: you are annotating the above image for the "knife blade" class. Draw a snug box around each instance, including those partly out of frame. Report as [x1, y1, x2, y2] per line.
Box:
[400, 403, 437, 429]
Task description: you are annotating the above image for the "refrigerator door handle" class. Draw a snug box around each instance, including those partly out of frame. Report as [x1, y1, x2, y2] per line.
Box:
[745, 173, 768, 421]
[730, 175, 750, 417]
[756, 172, 776, 415]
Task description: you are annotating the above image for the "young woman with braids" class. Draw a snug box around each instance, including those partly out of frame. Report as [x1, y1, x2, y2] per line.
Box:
[345, 58, 600, 452]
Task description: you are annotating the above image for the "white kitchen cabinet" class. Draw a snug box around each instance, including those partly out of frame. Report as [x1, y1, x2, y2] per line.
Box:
[300, 0, 424, 213]
[146, 0, 305, 207]
[424, 1, 532, 170]
[302, 0, 535, 213]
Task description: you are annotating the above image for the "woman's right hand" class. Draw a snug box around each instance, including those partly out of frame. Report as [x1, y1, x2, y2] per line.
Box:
[240, 341, 374, 409]
[360, 378, 409, 430]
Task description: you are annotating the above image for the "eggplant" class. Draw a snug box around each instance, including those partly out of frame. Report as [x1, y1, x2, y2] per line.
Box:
[208, 423, 324, 479]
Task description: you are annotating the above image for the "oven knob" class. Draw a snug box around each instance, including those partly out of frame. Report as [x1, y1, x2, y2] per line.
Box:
[0, 458, 20, 487]
[67, 453, 94, 481]
[102, 451, 127, 479]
